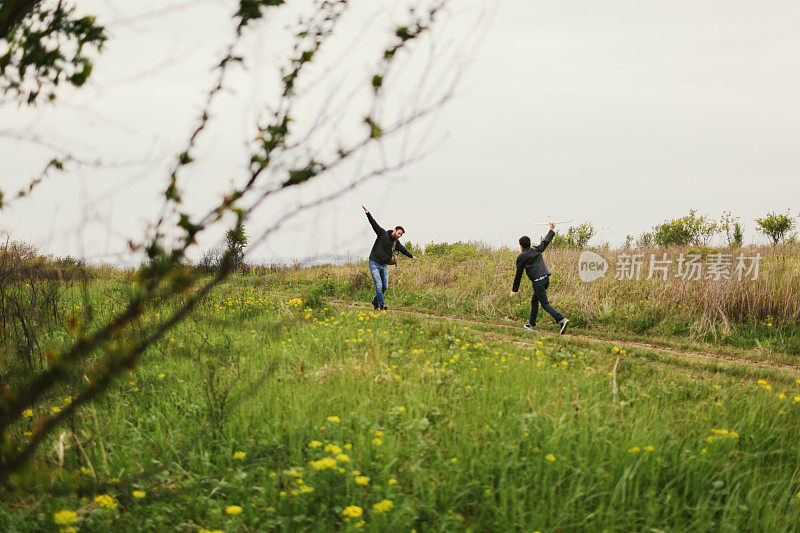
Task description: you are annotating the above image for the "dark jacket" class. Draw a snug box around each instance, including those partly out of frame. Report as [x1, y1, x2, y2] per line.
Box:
[366, 212, 413, 265]
[512, 230, 554, 292]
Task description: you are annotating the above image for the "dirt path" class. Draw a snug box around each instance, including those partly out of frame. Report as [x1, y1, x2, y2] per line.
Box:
[313, 296, 800, 374]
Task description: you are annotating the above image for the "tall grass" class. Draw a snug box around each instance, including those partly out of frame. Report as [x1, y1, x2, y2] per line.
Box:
[257, 243, 800, 353]
[4, 284, 800, 531]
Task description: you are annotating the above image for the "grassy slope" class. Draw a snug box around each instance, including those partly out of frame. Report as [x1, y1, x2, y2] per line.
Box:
[4, 280, 800, 531]
[255, 243, 800, 360]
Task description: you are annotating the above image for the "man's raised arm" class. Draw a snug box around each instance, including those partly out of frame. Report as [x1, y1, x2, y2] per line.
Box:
[362, 205, 384, 236]
[534, 222, 557, 253]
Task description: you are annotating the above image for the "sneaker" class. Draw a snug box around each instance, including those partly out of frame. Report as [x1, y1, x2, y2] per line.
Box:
[371, 298, 379, 310]
[380, 306, 388, 311]
[523, 323, 535, 331]
[559, 318, 569, 334]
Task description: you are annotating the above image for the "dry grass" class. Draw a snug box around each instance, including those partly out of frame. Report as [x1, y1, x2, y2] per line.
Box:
[261, 243, 800, 338]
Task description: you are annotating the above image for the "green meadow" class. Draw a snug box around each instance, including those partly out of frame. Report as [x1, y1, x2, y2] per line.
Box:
[4, 278, 800, 532]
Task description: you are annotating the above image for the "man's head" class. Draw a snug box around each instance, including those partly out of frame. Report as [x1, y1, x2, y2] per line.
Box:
[518, 236, 531, 250]
[391, 226, 405, 239]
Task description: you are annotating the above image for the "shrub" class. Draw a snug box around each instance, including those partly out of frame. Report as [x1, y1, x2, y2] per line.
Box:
[755, 211, 794, 246]
[653, 210, 717, 247]
[550, 223, 595, 248]
[720, 211, 744, 248]
[423, 242, 488, 261]
[635, 232, 654, 248]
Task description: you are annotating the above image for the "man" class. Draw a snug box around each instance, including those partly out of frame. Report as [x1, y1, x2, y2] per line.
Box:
[362, 205, 417, 310]
[509, 222, 569, 333]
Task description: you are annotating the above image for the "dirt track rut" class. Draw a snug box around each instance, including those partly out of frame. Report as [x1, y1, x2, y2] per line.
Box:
[314, 297, 800, 374]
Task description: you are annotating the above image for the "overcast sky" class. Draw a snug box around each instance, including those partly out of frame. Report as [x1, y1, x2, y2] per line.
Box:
[2, 0, 799, 264]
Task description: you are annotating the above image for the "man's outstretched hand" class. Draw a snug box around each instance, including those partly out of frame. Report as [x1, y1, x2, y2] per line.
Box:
[550, 222, 556, 231]
[412, 256, 418, 261]
[361, 205, 369, 213]
[509, 290, 517, 297]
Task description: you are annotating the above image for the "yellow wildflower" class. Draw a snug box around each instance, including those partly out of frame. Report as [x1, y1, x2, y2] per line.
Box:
[23, 409, 33, 417]
[225, 505, 243, 515]
[53, 510, 78, 526]
[324, 443, 342, 455]
[233, 451, 246, 459]
[388, 478, 398, 485]
[94, 494, 117, 508]
[372, 499, 394, 513]
[309, 440, 323, 448]
[545, 454, 556, 462]
[342, 505, 363, 518]
[310, 457, 337, 470]
[354, 475, 370, 486]
[326, 416, 341, 423]
[628, 447, 641, 454]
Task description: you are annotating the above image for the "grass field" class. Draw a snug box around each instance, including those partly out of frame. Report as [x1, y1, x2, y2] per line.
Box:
[258, 243, 800, 358]
[4, 275, 800, 531]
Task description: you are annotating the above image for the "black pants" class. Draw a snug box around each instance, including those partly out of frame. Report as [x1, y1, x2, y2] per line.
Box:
[530, 276, 564, 326]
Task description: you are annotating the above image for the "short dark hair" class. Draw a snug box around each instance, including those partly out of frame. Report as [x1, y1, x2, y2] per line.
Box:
[395, 226, 405, 233]
[519, 236, 531, 248]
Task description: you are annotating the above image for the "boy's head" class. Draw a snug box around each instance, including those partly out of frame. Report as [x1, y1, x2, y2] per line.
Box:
[518, 236, 531, 250]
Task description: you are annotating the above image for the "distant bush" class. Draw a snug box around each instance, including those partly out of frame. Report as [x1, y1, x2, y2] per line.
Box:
[551, 223, 595, 248]
[402, 241, 422, 257]
[196, 226, 249, 274]
[719, 211, 744, 248]
[635, 232, 654, 248]
[653, 210, 717, 247]
[198, 247, 223, 274]
[0, 241, 93, 281]
[225, 226, 248, 272]
[423, 242, 488, 261]
[0, 240, 92, 373]
[756, 211, 795, 246]
[685, 245, 718, 258]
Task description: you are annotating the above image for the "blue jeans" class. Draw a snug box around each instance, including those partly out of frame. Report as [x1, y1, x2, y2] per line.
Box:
[531, 276, 564, 326]
[368, 259, 388, 307]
